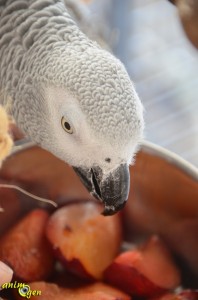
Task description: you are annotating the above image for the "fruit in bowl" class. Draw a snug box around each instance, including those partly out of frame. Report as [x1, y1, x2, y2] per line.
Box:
[45, 201, 122, 280]
[0, 142, 197, 300]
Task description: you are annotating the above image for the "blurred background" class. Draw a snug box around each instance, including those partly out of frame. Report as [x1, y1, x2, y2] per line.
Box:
[86, 0, 198, 167]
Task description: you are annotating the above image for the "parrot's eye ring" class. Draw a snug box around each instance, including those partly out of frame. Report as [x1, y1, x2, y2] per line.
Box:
[61, 117, 73, 134]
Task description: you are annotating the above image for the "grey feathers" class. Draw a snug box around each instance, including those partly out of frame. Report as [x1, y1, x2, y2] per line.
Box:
[0, 0, 144, 154]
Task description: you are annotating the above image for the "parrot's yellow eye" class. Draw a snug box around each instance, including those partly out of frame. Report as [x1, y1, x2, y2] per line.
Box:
[61, 117, 73, 134]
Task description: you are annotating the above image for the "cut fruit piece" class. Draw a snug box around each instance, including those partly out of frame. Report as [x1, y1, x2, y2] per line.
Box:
[0, 209, 54, 282]
[46, 201, 122, 280]
[0, 261, 13, 288]
[104, 235, 181, 298]
[14, 281, 131, 300]
[137, 235, 181, 289]
[76, 282, 131, 300]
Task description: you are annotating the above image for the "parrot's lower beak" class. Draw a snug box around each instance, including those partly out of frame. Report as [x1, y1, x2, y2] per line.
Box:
[73, 164, 130, 216]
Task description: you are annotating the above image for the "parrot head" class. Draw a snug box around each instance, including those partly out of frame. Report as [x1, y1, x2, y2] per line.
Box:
[23, 46, 144, 215]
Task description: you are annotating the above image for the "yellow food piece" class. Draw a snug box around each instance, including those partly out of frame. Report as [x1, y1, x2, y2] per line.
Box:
[0, 106, 13, 165]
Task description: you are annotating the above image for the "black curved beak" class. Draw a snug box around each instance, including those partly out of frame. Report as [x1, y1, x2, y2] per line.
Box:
[73, 164, 130, 216]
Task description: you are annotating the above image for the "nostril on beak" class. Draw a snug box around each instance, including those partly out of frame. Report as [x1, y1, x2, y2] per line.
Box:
[91, 168, 102, 199]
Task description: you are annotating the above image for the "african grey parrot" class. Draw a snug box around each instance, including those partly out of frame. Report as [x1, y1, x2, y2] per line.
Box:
[0, 0, 144, 215]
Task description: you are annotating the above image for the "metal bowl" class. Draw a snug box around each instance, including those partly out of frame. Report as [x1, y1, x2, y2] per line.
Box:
[0, 141, 197, 287]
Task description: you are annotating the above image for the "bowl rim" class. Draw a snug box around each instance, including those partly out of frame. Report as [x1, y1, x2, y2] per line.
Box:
[141, 140, 198, 181]
[11, 139, 198, 182]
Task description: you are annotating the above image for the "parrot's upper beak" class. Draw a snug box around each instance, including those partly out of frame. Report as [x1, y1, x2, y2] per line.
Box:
[73, 164, 130, 216]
